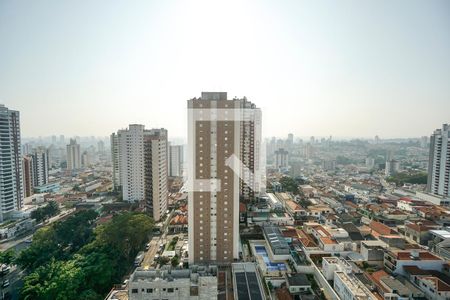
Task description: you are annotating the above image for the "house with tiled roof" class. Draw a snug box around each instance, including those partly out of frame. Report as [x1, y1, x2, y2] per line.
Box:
[384, 250, 446, 275]
[403, 221, 440, 245]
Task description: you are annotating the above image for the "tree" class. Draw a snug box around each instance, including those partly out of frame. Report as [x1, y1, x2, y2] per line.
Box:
[171, 255, 180, 267]
[16, 210, 98, 270]
[21, 259, 83, 300]
[279, 176, 299, 194]
[19, 211, 154, 299]
[0, 250, 15, 265]
[30, 201, 61, 223]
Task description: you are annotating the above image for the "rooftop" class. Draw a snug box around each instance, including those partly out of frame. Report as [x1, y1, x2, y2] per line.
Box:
[263, 225, 290, 252]
[286, 273, 311, 287]
[390, 250, 442, 261]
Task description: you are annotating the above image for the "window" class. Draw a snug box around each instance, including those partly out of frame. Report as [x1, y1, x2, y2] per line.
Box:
[168, 288, 174, 293]
[132, 289, 138, 293]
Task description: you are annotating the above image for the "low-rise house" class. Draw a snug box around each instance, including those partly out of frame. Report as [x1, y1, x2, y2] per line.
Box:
[262, 225, 291, 260]
[416, 276, 450, 300]
[384, 250, 446, 275]
[286, 273, 311, 294]
[403, 265, 450, 299]
[360, 240, 387, 266]
[403, 222, 438, 245]
[368, 270, 423, 300]
[168, 214, 188, 233]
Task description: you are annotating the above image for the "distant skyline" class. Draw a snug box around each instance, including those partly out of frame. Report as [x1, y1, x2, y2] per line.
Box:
[1, 0, 449, 139]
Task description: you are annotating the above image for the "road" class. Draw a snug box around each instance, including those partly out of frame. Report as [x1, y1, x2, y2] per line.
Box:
[141, 210, 175, 269]
[0, 208, 75, 299]
[0, 209, 75, 253]
[0, 241, 31, 300]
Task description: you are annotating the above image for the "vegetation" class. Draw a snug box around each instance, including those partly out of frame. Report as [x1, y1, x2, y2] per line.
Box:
[0, 249, 15, 265]
[279, 176, 299, 194]
[386, 172, 427, 186]
[171, 255, 180, 267]
[18, 211, 154, 300]
[30, 201, 60, 223]
[166, 236, 179, 251]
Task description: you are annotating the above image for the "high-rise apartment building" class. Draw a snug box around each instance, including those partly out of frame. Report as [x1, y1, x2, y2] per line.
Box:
[31, 147, 49, 187]
[66, 139, 81, 170]
[427, 124, 450, 197]
[187, 92, 261, 265]
[275, 148, 289, 169]
[169, 144, 184, 177]
[111, 132, 121, 190]
[239, 97, 262, 202]
[385, 159, 400, 177]
[0, 104, 23, 221]
[144, 129, 168, 221]
[22, 156, 34, 197]
[111, 125, 168, 221]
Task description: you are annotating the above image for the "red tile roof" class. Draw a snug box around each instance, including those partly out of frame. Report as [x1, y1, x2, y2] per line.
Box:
[394, 251, 441, 261]
[421, 276, 450, 292]
[170, 214, 187, 225]
[239, 202, 246, 213]
[369, 221, 396, 235]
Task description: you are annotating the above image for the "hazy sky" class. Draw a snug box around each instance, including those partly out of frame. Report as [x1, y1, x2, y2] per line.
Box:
[1, 0, 449, 139]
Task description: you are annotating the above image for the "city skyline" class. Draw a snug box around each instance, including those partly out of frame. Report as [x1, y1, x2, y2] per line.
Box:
[1, 0, 449, 138]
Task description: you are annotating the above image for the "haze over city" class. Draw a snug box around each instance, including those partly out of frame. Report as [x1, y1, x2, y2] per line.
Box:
[1, 0, 449, 139]
[1, 1, 450, 300]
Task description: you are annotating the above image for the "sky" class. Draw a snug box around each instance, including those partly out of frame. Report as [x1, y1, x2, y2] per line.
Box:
[0, 0, 449, 140]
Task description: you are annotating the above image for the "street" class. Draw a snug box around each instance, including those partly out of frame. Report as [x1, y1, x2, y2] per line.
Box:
[141, 209, 175, 269]
[0, 208, 74, 299]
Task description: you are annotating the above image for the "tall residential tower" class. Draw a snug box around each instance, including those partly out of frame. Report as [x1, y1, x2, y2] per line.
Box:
[169, 144, 184, 177]
[0, 105, 23, 221]
[66, 139, 81, 170]
[187, 92, 261, 265]
[427, 124, 450, 197]
[111, 125, 168, 221]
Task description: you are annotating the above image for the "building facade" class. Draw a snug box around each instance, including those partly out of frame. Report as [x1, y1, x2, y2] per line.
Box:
[128, 266, 217, 300]
[144, 129, 168, 221]
[112, 125, 168, 221]
[0, 105, 23, 222]
[22, 156, 34, 197]
[66, 139, 81, 170]
[385, 159, 400, 176]
[427, 124, 450, 196]
[110, 132, 121, 190]
[169, 144, 184, 177]
[275, 148, 289, 169]
[187, 92, 261, 264]
[31, 147, 49, 187]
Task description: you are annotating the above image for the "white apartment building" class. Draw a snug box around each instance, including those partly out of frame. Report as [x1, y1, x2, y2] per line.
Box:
[66, 139, 81, 170]
[112, 125, 168, 221]
[128, 266, 217, 300]
[275, 148, 289, 170]
[0, 105, 23, 222]
[428, 124, 450, 197]
[385, 159, 400, 176]
[169, 144, 184, 177]
[31, 147, 49, 187]
[118, 124, 146, 202]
